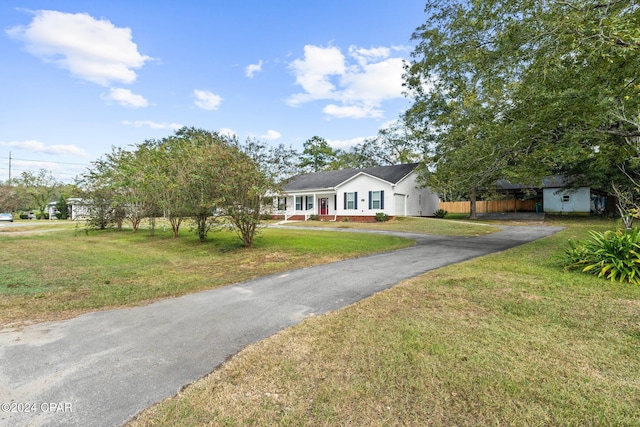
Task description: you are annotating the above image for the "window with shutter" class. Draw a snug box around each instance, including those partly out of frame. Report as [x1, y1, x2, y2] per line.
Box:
[370, 191, 382, 209]
[345, 192, 357, 209]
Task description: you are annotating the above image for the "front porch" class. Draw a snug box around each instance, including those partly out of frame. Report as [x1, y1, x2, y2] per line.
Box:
[271, 214, 388, 223]
[274, 193, 338, 221]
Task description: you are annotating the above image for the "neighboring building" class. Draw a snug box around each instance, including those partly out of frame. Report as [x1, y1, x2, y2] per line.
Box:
[47, 201, 58, 220]
[273, 163, 439, 221]
[494, 176, 608, 215]
[67, 198, 91, 220]
[541, 176, 608, 215]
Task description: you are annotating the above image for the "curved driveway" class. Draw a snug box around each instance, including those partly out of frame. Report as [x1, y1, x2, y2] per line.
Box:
[0, 225, 563, 427]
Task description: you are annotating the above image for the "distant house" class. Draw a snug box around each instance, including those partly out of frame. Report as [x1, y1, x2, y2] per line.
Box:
[274, 163, 439, 221]
[494, 176, 609, 215]
[67, 198, 91, 220]
[47, 201, 58, 219]
[541, 176, 608, 215]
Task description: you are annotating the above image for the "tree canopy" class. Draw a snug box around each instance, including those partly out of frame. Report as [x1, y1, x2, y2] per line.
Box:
[18, 169, 62, 219]
[79, 127, 274, 247]
[404, 0, 640, 217]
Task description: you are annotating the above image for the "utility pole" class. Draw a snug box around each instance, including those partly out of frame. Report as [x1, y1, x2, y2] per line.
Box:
[8, 151, 11, 187]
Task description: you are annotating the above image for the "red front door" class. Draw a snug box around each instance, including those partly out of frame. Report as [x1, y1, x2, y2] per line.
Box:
[320, 198, 329, 215]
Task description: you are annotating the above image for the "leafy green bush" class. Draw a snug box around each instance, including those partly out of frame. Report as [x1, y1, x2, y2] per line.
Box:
[434, 209, 448, 218]
[562, 228, 640, 284]
[374, 212, 389, 222]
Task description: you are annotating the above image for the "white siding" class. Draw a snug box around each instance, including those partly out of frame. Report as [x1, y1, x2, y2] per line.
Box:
[336, 171, 439, 217]
[336, 174, 391, 216]
[543, 187, 590, 214]
[394, 172, 440, 216]
[277, 167, 440, 218]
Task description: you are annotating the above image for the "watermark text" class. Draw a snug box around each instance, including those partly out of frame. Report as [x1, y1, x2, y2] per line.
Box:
[1, 402, 73, 413]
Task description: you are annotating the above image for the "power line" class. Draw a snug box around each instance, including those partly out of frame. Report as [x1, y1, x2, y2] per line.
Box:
[8, 157, 91, 167]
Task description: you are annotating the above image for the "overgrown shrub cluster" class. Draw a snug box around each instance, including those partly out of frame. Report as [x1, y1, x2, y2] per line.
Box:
[562, 228, 640, 284]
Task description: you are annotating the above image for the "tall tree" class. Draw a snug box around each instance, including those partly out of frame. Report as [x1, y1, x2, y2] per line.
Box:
[404, 1, 523, 218]
[332, 122, 425, 169]
[0, 182, 27, 213]
[405, 0, 640, 217]
[240, 138, 299, 184]
[219, 143, 274, 247]
[18, 169, 61, 219]
[298, 136, 339, 173]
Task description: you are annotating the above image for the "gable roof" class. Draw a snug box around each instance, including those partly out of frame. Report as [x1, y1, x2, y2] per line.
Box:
[283, 163, 420, 192]
[495, 175, 584, 190]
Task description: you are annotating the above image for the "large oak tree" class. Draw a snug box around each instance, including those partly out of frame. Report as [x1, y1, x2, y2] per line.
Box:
[405, 0, 640, 217]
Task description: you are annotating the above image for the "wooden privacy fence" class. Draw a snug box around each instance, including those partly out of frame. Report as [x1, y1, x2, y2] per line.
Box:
[440, 199, 539, 214]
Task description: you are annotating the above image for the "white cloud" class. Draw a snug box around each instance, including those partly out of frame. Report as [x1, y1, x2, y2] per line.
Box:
[0, 139, 91, 158]
[287, 44, 406, 119]
[193, 89, 223, 110]
[327, 136, 369, 149]
[379, 119, 400, 130]
[245, 60, 263, 78]
[340, 58, 406, 103]
[6, 10, 152, 86]
[288, 45, 345, 105]
[323, 104, 383, 119]
[258, 130, 282, 140]
[10, 158, 86, 182]
[348, 46, 391, 67]
[219, 128, 237, 137]
[122, 120, 183, 130]
[103, 88, 149, 108]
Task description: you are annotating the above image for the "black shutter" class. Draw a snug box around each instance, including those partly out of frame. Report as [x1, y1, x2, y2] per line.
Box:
[368, 191, 372, 209]
[354, 192, 358, 209]
[334, 195, 337, 212]
[344, 193, 347, 209]
[380, 190, 384, 209]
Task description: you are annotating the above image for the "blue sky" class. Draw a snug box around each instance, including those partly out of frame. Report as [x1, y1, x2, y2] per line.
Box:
[0, 1, 428, 182]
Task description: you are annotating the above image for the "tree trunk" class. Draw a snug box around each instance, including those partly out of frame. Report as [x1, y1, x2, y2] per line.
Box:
[469, 186, 478, 219]
[195, 213, 209, 242]
[169, 216, 182, 238]
[148, 217, 156, 237]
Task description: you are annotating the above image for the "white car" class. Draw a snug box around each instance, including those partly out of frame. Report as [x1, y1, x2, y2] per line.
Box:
[0, 213, 14, 222]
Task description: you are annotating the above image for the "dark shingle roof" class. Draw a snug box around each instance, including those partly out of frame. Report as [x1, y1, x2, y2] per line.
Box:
[283, 163, 419, 191]
[496, 175, 578, 190]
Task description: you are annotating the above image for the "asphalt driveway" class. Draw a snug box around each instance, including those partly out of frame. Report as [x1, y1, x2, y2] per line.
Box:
[0, 225, 563, 427]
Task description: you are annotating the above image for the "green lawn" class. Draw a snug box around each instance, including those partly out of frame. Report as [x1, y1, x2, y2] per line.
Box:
[0, 225, 413, 326]
[128, 216, 640, 426]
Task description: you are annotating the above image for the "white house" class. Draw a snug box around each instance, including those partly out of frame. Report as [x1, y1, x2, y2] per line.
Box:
[47, 201, 58, 220]
[542, 176, 607, 215]
[274, 163, 439, 221]
[67, 198, 91, 220]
